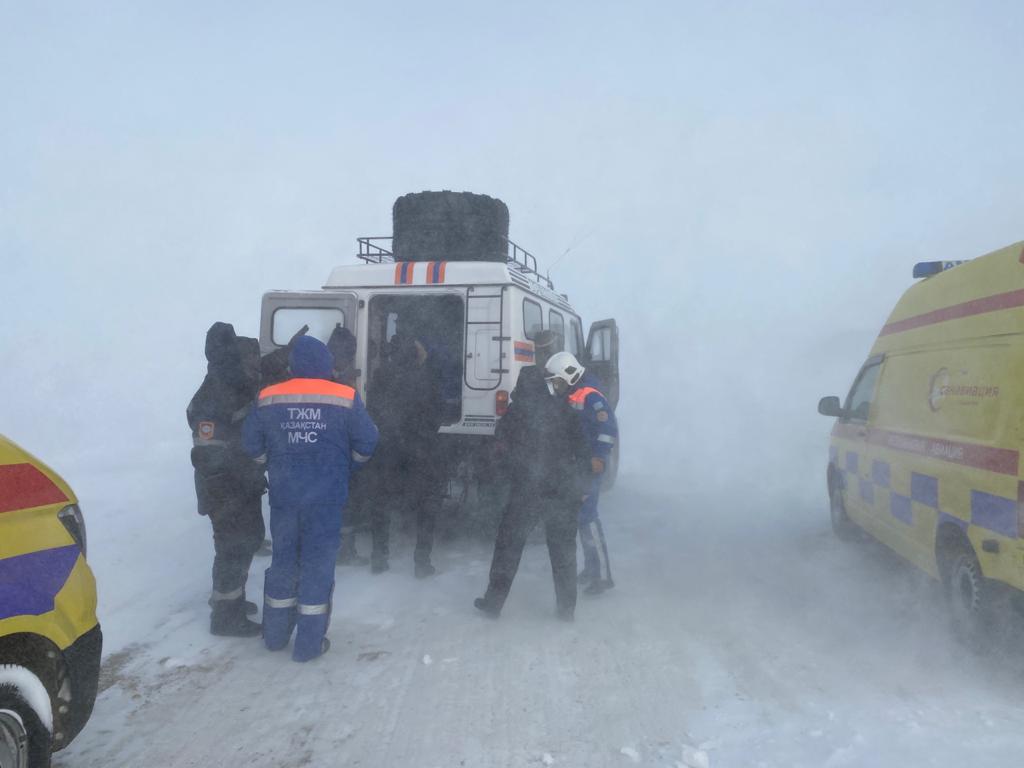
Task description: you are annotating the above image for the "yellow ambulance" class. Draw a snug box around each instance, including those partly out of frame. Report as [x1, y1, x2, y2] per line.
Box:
[819, 241, 1024, 646]
[0, 435, 101, 767]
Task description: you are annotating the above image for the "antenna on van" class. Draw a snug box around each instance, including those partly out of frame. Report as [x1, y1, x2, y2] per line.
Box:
[545, 228, 594, 282]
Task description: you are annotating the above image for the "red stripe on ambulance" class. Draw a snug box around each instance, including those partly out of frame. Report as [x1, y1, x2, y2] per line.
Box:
[0, 463, 68, 514]
[831, 423, 1019, 476]
[879, 288, 1024, 337]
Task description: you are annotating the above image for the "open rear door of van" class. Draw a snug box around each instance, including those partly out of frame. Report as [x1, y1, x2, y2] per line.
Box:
[259, 291, 359, 355]
[585, 318, 619, 410]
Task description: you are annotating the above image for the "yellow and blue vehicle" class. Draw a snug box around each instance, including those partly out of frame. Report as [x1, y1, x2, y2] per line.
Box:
[819, 241, 1024, 644]
[0, 434, 101, 767]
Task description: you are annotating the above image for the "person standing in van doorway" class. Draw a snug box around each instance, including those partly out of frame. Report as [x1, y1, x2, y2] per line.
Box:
[243, 335, 379, 662]
[327, 324, 370, 567]
[187, 322, 267, 637]
[546, 351, 619, 595]
[368, 334, 445, 577]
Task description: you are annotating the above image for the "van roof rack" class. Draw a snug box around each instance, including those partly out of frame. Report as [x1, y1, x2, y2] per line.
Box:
[356, 236, 555, 290]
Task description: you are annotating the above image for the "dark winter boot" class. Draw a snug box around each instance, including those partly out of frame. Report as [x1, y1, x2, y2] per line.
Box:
[208, 596, 258, 615]
[583, 578, 615, 596]
[556, 604, 575, 622]
[414, 560, 436, 579]
[474, 597, 501, 619]
[210, 599, 262, 637]
[337, 536, 369, 566]
[294, 638, 330, 663]
[371, 552, 389, 574]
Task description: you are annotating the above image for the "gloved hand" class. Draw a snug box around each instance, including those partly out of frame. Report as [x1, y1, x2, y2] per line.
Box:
[239, 461, 268, 497]
[591, 457, 605, 475]
[287, 325, 310, 349]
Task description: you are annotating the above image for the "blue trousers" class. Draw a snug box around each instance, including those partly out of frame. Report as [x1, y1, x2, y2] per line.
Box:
[578, 478, 612, 582]
[263, 503, 342, 662]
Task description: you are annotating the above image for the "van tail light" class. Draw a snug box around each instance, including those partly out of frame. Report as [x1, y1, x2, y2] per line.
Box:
[58, 504, 87, 558]
[496, 390, 509, 417]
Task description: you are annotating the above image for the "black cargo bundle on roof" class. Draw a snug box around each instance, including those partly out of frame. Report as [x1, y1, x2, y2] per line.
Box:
[392, 191, 509, 263]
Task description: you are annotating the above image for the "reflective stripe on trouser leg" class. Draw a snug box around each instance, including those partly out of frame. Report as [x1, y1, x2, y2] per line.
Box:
[589, 519, 612, 582]
[578, 480, 603, 577]
[210, 585, 245, 601]
[578, 519, 600, 578]
[264, 505, 301, 651]
[294, 504, 343, 662]
[579, 520, 611, 582]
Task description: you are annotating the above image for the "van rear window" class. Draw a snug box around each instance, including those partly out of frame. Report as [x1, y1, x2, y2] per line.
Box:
[272, 308, 346, 346]
[524, 300, 543, 340]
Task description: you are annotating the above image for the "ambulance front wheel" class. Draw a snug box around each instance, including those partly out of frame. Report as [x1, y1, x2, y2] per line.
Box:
[946, 547, 998, 651]
[828, 483, 857, 541]
[0, 681, 52, 768]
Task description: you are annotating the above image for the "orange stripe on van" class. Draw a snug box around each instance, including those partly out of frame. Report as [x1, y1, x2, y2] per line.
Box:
[831, 423, 1019, 476]
[259, 379, 356, 401]
[879, 288, 1024, 337]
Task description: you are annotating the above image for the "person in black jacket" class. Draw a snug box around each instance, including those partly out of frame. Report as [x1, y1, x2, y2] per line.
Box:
[187, 322, 266, 637]
[474, 342, 591, 621]
[368, 334, 445, 577]
[508, 329, 560, 404]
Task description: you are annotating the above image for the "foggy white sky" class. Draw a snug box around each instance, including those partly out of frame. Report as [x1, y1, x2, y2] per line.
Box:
[2, 2, 1023, 502]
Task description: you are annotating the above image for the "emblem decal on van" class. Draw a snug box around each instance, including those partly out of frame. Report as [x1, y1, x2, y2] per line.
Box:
[928, 367, 999, 412]
[928, 368, 950, 411]
[514, 342, 534, 362]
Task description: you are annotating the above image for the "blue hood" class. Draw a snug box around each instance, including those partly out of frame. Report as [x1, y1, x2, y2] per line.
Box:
[289, 336, 334, 379]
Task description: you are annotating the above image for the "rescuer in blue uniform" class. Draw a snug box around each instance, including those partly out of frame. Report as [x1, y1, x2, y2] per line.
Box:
[545, 352, 619, 595]
[243, 335, 378, 662]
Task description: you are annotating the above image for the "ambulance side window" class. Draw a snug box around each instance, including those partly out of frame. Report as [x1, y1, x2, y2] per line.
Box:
[845, 360, 883, 422]
[523, 299, 543, 340]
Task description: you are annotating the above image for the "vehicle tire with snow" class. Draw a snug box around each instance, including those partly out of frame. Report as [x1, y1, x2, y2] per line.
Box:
[0, 683, 52, 768]
[392, 191, 509, 263]
[829, 481, 857, 541]
[945, 544, 999, 651]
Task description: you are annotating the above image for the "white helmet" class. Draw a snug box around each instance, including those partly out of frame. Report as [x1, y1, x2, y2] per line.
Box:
[545, 351, 585, 388]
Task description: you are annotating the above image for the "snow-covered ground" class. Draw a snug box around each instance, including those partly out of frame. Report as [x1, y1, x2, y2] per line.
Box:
[54, 464, 1024, 768]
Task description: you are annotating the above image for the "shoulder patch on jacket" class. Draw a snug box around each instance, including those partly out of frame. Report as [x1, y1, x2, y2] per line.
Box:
[198, 421, 215, 440]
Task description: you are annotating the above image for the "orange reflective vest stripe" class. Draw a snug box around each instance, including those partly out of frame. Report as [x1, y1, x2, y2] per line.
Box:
[257, 378, 356, 409]
[568, 386, 601, 410]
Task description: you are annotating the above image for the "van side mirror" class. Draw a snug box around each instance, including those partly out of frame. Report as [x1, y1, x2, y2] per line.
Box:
[818, 396, 845, 418]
